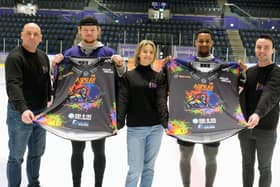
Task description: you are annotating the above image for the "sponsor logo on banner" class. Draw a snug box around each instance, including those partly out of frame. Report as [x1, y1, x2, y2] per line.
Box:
[72, 119, 89, 127]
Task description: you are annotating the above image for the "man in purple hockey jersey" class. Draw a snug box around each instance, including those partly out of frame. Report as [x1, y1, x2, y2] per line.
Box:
[51, 16, 125, 187]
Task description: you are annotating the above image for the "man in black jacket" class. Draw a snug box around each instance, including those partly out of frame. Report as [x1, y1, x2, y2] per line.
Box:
[5, 23, 52, 187]
[239, 34, 280, 187]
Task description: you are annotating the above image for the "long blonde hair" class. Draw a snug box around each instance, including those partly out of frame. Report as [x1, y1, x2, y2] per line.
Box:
[133, 40, 157, 66]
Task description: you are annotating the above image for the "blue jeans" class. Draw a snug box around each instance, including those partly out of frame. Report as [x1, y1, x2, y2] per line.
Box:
[238, 129, 277, 187]
[6, 104, 46, 187]
[125, 125, 163, 187]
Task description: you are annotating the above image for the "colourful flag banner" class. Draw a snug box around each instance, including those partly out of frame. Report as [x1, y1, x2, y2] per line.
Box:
[167, 57, 246, 143]
[36, 57, 117, 141]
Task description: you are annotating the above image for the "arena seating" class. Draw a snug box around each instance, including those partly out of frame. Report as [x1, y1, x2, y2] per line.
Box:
[100, 19, 232, 61]
[0, 0, 89, 10]
[38, 0, 89, 10]
[0, 10, 232, 60]
[0, 13, 77, 54]
[0, 0, 14, 7]
[1, 0, 280, 63]
[228, 0, 280, 18]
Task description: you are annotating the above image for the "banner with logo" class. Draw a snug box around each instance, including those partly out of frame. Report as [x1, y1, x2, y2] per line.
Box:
[36, 57, 117, 141]
[167, 58, 246, 143]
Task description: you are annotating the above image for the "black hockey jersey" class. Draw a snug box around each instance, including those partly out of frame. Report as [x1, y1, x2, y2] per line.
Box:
[36, 57, 117, 141]
[167, 57, 246, 143]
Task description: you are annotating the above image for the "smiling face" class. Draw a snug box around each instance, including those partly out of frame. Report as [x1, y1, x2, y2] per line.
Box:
[134, 40, 157, 66]
[195, 33, 213, 57]
[21, 23, 42, 52]
[78, 25, 100, 45]
[138, 44, 156, 66]
[255, 38, 275, 67]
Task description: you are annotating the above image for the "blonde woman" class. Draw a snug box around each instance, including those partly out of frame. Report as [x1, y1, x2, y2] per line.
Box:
[117, 40, 168, 187]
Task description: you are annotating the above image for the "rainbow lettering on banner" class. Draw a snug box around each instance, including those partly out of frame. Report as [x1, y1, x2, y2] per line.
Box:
[37, 114, 64, 127]
[229, 67, 241, 76]
[227, 62, 243, 76]
[235, 106, 247, 126]
[167, 120, 189, 135]
[110, 102, 117, 130]
[167, 59, 183, 73]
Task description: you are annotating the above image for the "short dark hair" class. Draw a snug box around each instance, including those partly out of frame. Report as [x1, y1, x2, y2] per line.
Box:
[257, 34, 275, 48]
[79, 16, 99, 26]
[195, 29, 214, 40]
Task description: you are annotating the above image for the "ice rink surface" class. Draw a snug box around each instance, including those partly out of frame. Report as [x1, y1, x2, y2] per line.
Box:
[0, 66, 279, 187]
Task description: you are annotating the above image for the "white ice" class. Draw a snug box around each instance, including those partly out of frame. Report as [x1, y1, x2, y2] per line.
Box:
[0, 66, 279, 187]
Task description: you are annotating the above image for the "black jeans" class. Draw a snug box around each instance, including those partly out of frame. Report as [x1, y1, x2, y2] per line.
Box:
[238, 129, 277, 187]
[71, 138, 106, 187]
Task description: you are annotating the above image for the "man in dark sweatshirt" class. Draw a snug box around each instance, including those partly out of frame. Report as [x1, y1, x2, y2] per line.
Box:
[239, 34, 280, 187]
[5, 23, 52, 187]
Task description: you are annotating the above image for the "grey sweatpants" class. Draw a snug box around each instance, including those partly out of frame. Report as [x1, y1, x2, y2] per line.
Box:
[179, 143, 219, 187]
